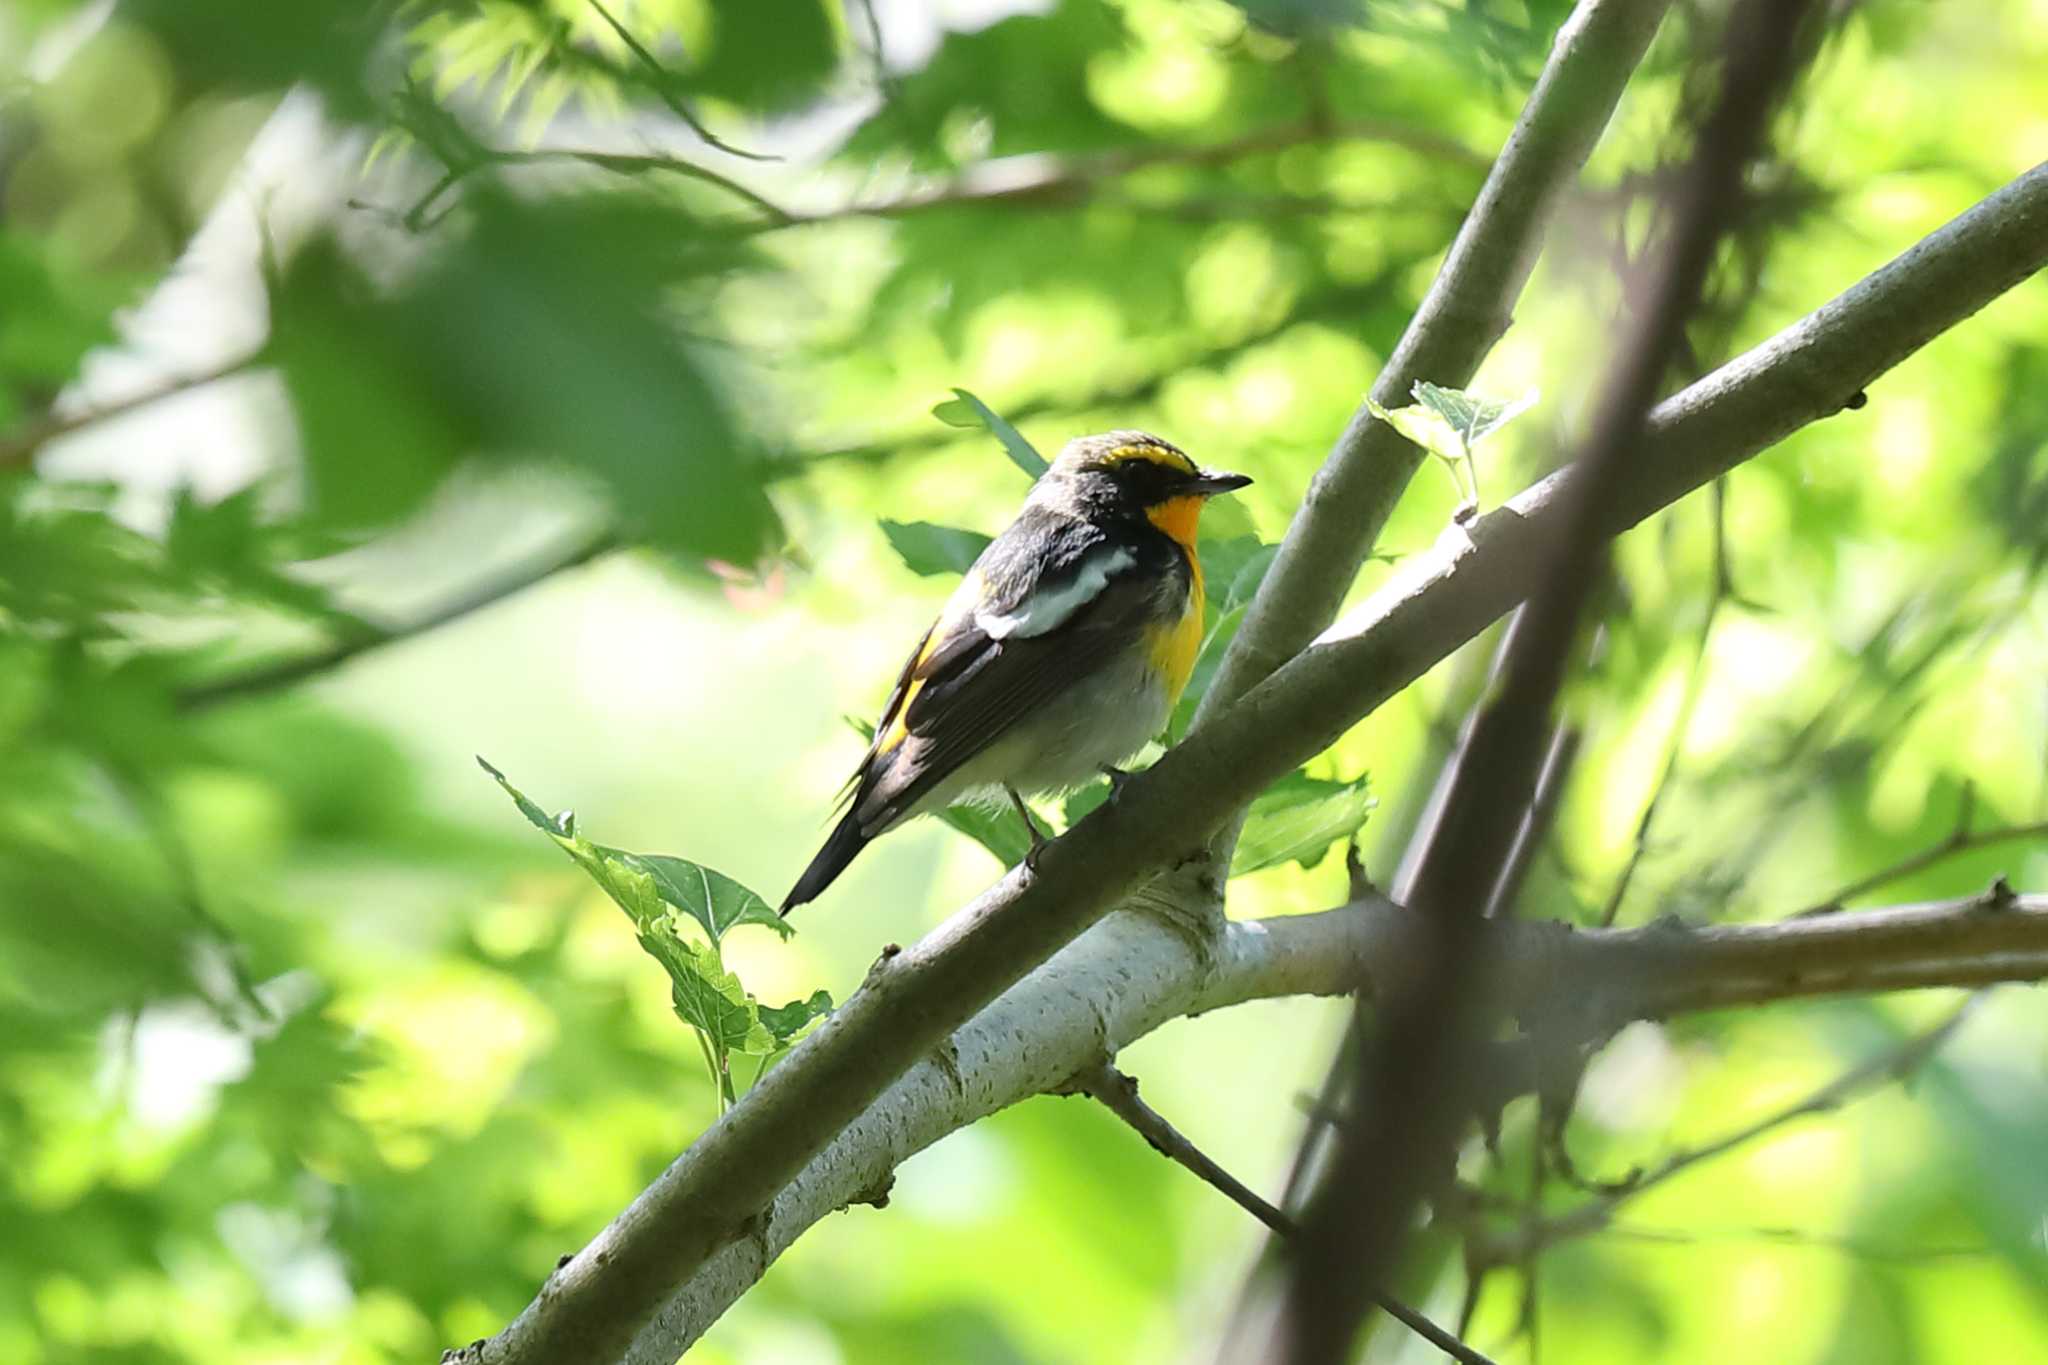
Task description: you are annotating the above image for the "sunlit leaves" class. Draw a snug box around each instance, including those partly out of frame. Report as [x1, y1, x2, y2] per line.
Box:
[1369, 380, 1538, 508]
[269, 193, 780, 564]
[478, 758, 826, 1108]
[1367, 380, 1537, 464]
[633, 853, 790, 945]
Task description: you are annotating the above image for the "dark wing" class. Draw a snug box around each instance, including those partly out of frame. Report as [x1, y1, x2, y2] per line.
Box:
[784, 514, 1172, 911]
[846, 522, 1169, 836]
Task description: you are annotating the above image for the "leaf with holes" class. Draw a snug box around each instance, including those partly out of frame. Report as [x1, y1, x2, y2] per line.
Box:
[643, 921, 777, 1055]
[758, 989, 834, 1045]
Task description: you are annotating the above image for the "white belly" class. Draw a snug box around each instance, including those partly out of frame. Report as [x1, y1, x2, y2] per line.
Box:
[900, 651, 1170, 824]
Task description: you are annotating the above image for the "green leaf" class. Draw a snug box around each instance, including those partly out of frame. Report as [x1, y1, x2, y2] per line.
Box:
[938, 803, 1036, 870]
[626, 852, 792, 946]
[1365, 395, 1466, 464]
[270, 196, 780, 563]
[1231, 770, 1375, 876]
[880, 519, 992, 577]
[1199, 535, 1280, 618]
[757, 989, 834, 1045]
[1412, 381, 1539, 451]
[931, 387, 1049, 477]
[1368, 382, 1538, 464]
[642, 921, 776, 1054]
[478, 759, 788, 943]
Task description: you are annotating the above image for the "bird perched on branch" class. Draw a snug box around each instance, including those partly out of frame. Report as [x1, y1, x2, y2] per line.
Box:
[781, 430, 1251, 912]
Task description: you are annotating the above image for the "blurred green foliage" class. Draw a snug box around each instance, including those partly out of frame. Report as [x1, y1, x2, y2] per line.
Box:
[1, 0, 2045, 1362]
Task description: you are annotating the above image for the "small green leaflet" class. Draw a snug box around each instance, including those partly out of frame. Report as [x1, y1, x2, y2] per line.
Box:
[478, 758, 829, 1102]
[879, 519, 991, 577]
[1366, 385, 1538, 462]
[1412, 381, 1538, 452]
[931, 387, 1050, 478]
[1367, 381, 1535, 512]
[1231, 770, 1375, 876]
[642, 922, 776, 1054]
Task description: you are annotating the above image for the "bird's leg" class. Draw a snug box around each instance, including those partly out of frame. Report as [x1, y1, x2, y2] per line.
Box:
[1098, 765, 1136, 804]
[1006, 785, 1051, 870]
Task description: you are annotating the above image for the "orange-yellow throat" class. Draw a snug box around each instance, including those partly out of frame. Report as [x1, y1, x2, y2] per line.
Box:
[1145, 495, 1208, 701]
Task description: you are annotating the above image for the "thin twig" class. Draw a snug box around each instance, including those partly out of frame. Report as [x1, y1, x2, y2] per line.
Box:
[373, 115, 1466, 239]
[1801, 795, 2048, 915]
[1488, 722, 1583, 919]
[177, 525, 618, 711]
[1599, 478, 1731, 926]
[1072, 1062, 1502, 1365]
[586, 0, 778, 161]
[848, 0, 904, 122]
[1596, 1222, 1991, 1262]
[0, 351, 263, 469]
[1467, 1000, 1976, 1270]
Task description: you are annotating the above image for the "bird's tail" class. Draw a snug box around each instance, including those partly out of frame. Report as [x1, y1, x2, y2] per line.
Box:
[781, 808, 872, 914]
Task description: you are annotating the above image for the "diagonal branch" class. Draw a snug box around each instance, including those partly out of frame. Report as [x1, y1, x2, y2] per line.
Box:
[584, 889, 2048, 1364]
[459, 155, 2048, 1365]
[177, 525, 618, 711]
[0, 351, 263, 469]
[1066, 1063, 1504, 1365]
[1464, 999, 1976, 1270]
[1191, 0, 1674, 737]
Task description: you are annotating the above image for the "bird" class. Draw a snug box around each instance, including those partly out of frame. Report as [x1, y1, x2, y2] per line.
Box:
[781, 430, 1251, 912]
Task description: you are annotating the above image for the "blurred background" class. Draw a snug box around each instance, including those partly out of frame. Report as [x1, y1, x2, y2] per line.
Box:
[3, 0, 2046, 1361]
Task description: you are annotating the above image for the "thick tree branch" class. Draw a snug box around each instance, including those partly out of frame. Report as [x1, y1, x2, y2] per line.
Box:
[564, 891, 2048, 1363]
[1192, 0, 1673, 734]
[463, 159, 2048, 1365]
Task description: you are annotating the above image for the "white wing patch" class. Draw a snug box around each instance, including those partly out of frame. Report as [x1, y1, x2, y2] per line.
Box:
[976, 545, 1136, 639]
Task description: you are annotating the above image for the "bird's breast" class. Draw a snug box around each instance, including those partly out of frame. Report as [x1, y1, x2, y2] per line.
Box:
[1144, 557, 1205, 704]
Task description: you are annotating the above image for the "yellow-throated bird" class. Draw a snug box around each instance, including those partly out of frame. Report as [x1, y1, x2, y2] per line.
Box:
[782, 430, 1250, 912]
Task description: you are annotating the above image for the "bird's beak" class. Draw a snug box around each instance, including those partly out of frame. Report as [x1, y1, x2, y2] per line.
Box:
[1189, 468, 1253, 497]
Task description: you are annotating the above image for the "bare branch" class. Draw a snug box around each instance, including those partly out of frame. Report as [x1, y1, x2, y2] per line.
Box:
[549, 889, 2048, 1364]
[1465, 1000, 1976, 1270]
[1071, 1061, 1503, 1365]
[1802, 802, 2048, 915]
[177, 526, 618, 711]
[0, 351, 263, 469]
[585, 0, 778, 162]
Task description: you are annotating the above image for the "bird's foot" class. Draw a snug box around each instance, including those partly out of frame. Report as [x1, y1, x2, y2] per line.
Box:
[1098, 765, 1136, 804]
[1007, 785, 1051, 871]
